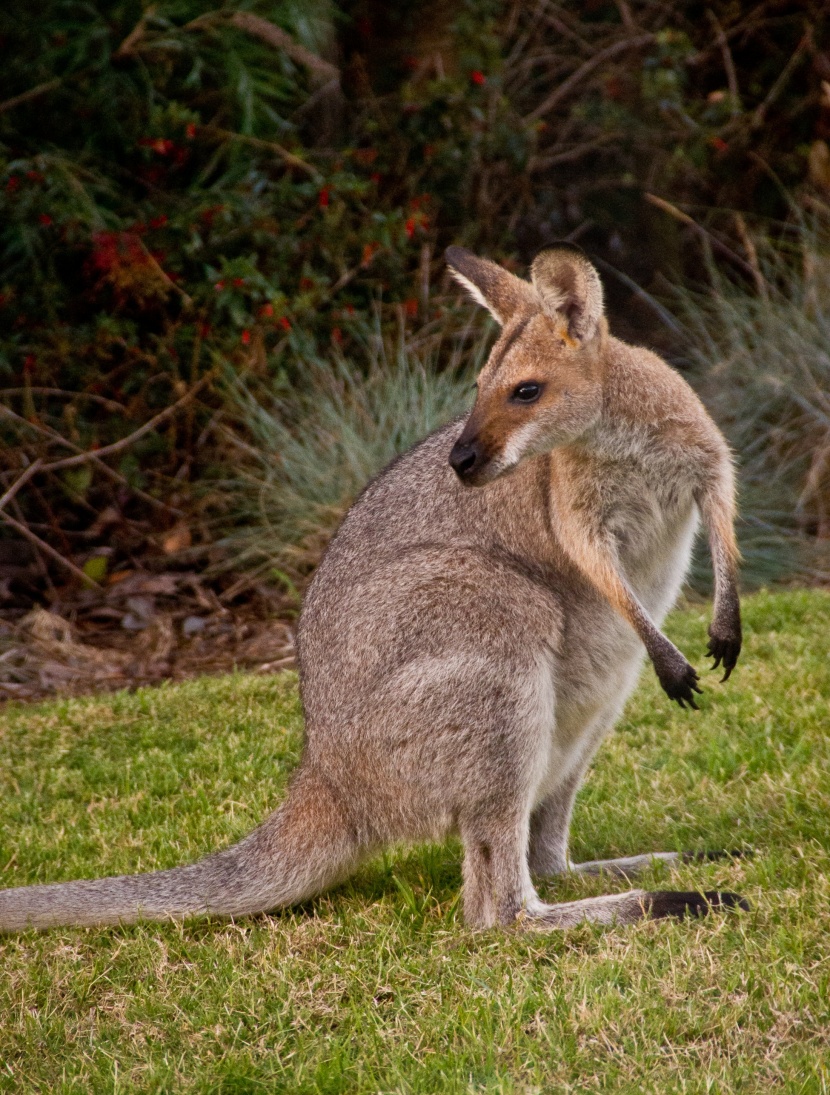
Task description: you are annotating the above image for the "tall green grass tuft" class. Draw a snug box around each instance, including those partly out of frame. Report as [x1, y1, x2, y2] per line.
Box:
[681, 214, 830, 588]
[220, 316, 491, 597]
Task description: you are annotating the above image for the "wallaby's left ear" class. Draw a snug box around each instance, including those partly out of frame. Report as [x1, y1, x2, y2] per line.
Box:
[445, 246, 537, 326]
[530, 243, 604, 342]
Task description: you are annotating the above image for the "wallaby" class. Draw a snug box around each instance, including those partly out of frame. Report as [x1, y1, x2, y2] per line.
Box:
[0, 244, 747, 932]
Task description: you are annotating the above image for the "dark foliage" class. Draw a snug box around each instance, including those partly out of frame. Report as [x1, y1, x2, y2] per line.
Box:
[1, 0, 828, 602]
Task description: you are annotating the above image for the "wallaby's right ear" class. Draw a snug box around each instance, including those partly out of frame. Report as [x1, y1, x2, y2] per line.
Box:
[445, 246, 536, 326]
[530, 243, 604, 343]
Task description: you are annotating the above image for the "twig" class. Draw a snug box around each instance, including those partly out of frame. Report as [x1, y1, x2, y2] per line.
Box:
[529, 133, 616, 171]
[615, 0, 637, 32]
[708, 11, 740, 115]
[1, 388, 128, 412]
[137, 238, 193, 307]
[0, 459, 43, 512]
[43, 372, 214, 473]
[199, 125, 322, 181]
[0, 78, 62, 116]
[751, 29, 811, 130]
[644, 193, 768, 286]
[591, 257, 685, 337]
[113, 7, 155, 58]
[0, 510, 101, 588]
[0, 405, 180, 514]
[525, 34, 654, 122]
[539, 10, 593, 54]
[733, 213, 769, 300]
[419, 243, 432, 319]
[185, 10, 338, 84]
[227, 13, 339, 84]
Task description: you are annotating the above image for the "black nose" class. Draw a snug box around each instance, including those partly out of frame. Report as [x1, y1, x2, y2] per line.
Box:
[449, 439, 482, 479]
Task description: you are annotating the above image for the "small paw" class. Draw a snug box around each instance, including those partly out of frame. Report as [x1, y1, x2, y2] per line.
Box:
[656, 659, 703, 710]
[706, 631, 742, 682]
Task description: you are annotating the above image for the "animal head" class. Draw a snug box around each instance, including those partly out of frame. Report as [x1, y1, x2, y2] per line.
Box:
[446, 244, 607, 486]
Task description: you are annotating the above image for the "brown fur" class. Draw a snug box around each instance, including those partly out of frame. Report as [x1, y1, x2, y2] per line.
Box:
[0, 244, 745, 932]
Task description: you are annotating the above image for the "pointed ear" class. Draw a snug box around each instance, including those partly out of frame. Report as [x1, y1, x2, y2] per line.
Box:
[530, 243, 604, 342]
[445, 246, 536, 326]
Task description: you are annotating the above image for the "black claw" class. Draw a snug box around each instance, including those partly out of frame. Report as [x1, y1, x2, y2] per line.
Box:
[707, 636, 741, 683]
[656, 651, 706, 711]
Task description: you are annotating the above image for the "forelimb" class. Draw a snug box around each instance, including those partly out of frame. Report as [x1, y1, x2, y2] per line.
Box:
[550, 487, 701, 707]
[696, 464, 742, 680]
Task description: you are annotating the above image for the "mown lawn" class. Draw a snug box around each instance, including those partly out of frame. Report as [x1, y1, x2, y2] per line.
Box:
[1, 589, 829, 1094]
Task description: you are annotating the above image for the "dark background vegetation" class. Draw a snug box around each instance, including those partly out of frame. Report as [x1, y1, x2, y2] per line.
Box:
[2, 0, 830, 688]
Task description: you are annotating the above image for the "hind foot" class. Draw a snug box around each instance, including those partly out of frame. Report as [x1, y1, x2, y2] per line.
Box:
[564, 848, 753, 880]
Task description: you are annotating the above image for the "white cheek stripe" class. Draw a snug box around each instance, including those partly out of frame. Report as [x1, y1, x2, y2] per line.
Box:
[499, 421, 541, 471]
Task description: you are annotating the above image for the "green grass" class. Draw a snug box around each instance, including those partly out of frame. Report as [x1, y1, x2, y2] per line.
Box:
[1, 589, 830, 1093]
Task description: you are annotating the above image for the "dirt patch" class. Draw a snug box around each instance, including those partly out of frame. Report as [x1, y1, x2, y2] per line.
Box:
[0, 571, 296, 703]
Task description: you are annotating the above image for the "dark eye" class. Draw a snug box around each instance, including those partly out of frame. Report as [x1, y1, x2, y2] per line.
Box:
[511, 382, 542, 403]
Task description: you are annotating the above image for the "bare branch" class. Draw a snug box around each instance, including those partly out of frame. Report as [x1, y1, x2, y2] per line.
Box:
[644, 193, 769, 288]
[0, 404, 177, 513]
[0, 79, 62, 116]
[0, 459, 43, 513]
[113, 6, 156, 58]
[708, 10, 740, 115]
[751, 29, 811, 130]
[615, 0, 637, 32]
[0, 510, 101, 588]
[42, 373, 215, 473]
[524, 34, 654, 122]
[136, 237, 193, 306]
[200, 125, 322, 181]
[529, 133, 616, 171]
[227, 13, 339, 84]
[1, 388, 128, 413]
[733, 213, 769, 300]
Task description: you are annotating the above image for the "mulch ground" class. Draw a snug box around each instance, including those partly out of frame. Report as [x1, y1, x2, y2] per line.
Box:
[0, 569, 297, 703]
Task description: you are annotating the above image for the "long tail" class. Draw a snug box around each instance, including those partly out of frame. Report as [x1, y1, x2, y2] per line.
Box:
[0, 768, 359, 931]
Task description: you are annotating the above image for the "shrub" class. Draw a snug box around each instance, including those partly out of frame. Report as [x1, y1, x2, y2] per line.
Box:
[682, 213, 830, 587]
[1, 0, 826, 598]
[219, 313, 491, 597]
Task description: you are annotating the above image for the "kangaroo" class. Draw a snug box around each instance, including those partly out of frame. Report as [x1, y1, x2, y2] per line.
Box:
[0, 244, 747, 932]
